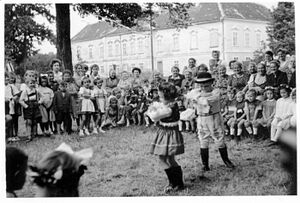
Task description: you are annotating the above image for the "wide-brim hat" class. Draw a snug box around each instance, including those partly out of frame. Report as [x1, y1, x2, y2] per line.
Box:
[195, 72, 215, 83]
[132, 67, 141, 74]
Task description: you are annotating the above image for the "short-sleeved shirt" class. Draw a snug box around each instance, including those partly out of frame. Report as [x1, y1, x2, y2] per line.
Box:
[245, 99, 262, 120]
[236, 101, 245, 119]
[261, 99, 276, 119]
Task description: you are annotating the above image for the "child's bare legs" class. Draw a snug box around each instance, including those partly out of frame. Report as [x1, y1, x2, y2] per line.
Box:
[144, 113, 150, 127]
[79, 114, 86, 137]
[25, 119, 32, 139]
[32, 120, 38, 137]
[178, 120, 183, 131]
[56, 123, 62, 135]
[244, 120, 253, 138]
[92, 114, 98, 134]
[137, 113, 142, 125]
[167, 155, 179, 167]
[185, 121, 190, 131]
[84, 114, 91, 135]
[237, 120, 245, 138]
[228, 118, 236, 139]
[190, 120, 195, 132]
[159, 155, 170, 169]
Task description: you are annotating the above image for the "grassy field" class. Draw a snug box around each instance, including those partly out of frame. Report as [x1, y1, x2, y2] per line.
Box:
[7, 120, 290, 197]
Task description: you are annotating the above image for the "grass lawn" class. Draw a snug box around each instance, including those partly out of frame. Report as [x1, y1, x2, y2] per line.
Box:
[7, 119, 290, 197]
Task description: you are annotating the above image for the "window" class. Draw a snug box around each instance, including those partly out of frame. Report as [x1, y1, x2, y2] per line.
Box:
[131, 64, 135, 69]
[232, 31, 238, 47]
[115, 41, 120, 56]
[234, 57, 238, 60]
[210, 29, 219, 47]
[99, 43, 104, 58]
[138, 38, 144, 54]
[246, 57, 251, 61]
[122, 64, 128, 72]
[139, 63, 144, 70]
[130, 40, 135, 55]
[173, 33, 180, 51]
[88, 45, 93, 59]
[244, 30, 250, 47]
[190, 31, 198, 50]
[108, 41, 113, 57]
[174, 61, 179, 67]
[100, 66, 104, 73]
[255, 30, 262, 47]
[122, 40, 127, 56]
[157, 35, 163, 53]
[76, 46, 81, 60]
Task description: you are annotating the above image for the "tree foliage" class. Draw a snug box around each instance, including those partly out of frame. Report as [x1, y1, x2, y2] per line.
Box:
[266, 2, 295, 55]
[5, 4, 56, 65]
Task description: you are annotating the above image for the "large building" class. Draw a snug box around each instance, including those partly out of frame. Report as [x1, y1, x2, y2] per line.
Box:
[71, 3, 271, 77]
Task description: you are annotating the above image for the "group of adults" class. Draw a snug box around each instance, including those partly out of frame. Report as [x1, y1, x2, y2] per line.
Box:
[48, 48, 295, 98]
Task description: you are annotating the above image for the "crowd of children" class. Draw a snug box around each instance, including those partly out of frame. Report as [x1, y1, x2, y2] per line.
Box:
[5, 50, 296, 146]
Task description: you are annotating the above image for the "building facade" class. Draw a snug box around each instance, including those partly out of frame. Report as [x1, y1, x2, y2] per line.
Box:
[71, 3, 271, 77]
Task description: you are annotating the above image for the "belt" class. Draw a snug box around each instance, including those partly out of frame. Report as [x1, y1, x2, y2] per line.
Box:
[198, 112, 220, 117]
[159, 121, 178, 127]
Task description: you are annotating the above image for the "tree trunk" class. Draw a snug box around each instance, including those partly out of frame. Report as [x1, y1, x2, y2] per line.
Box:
[55, 4, 73, 73]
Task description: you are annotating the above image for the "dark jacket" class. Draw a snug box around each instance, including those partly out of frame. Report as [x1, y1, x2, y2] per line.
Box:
[289, 71, 296, 88]
[266, 70, 288, 88]
[168, 74, 185, 88]
[52, 91, 72, 113]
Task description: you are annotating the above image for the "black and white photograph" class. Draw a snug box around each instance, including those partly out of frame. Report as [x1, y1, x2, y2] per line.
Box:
[3, 0, 297, 198]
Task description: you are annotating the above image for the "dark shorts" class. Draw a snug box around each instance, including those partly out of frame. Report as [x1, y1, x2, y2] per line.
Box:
[23, 101, 41, 121]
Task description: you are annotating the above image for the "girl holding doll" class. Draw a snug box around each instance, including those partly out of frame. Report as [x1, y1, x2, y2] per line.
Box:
[148, 82, 185, 193]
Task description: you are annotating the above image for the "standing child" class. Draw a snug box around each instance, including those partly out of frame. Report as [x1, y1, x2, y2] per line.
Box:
[134, 87, 147, 125]
[89, 64, 101, 85]
[149, 82, 185, 193]
[223, 88, 237, 139]
[227, 91, 246, 142]
[19, 78, 42, 141]
[243, 89, 262, 140]
[91, 78, 107, 133]
[78, 76, 95, 137]
[270, 84, 293, 145]
[144, 88, 160, 127]
[253, 86, 276, 140]
[52, 81, 73, 135]
[193, 72, 235, 171]
[38, 76, 54, 136]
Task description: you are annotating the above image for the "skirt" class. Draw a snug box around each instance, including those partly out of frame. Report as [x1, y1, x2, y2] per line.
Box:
[81, 98, 95, 113]
[150, 125, 184, 156]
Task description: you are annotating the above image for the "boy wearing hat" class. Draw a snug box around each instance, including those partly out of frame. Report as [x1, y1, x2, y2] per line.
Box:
[192, 72, 235, 171]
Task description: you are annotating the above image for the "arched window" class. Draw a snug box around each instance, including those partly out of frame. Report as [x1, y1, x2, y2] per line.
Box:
[115, 40, 120, 56]
[244, 28, 250, 47]
[88, 45, 93, 59]
[137, 37, 144, 54]
[232, 27, 239, 47]
[122, 40, 128, 56]
[255, 29, 262, 47]
[190, 31, 198, 50]
[99, 43, 104, 58]
[108, 41, 113, 57]
[76, 46, 81, 60]
[156, 35, 163, 53]
[172, 33, 180, 51]
[209, 28, 219, 48]
[130, 38, 135, 55]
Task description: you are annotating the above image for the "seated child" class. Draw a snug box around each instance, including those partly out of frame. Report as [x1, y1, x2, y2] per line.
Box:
[222, 88, 236, 137]
[243, 89, 262, 139]
[144, 88, 160, 127]
[227, 91, 246, 142]
[99, 96, 120, 133]
[270, 84, 294, 145]
[252, 86, 276, 139]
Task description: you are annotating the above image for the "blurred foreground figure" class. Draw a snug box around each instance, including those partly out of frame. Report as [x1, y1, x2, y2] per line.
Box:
[28, 143, 93, 197]
[278, 126, 296, 195]
[6, 147, 28, 197]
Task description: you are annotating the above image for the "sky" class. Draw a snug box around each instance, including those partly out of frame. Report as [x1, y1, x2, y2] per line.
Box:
[35, 1, 280, 54]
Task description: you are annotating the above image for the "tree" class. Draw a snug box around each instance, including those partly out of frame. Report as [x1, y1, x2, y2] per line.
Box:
[5, 4, 56, 65]
[56, 3, 193, 73]
[266, 2, 295, 55]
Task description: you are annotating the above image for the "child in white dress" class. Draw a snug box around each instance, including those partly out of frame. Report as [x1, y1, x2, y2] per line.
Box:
[78, 76, 95, 137]
[270, 84, 294, 145]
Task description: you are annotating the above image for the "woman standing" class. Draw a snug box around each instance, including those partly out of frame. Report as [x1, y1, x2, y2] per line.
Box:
[131, 67, 143, 88]
[50, 59, 63, 82]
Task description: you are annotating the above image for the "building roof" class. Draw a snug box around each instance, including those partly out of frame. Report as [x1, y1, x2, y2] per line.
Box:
[72, 3, 271, 43]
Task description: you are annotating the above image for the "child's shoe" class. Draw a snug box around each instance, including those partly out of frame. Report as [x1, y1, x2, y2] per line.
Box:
[79, 129, 85, 137]
[85, 129, 90, 136]
[117, 116, 125, 125]
[99, 128, 105, 133]
[92, 128, 98, 134]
